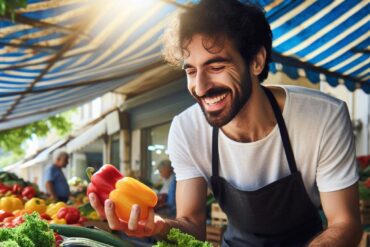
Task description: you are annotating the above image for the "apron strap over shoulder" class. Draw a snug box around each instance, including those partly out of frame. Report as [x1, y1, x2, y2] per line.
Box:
[212, 127, 220, 177]
[262, 86, 298, 173]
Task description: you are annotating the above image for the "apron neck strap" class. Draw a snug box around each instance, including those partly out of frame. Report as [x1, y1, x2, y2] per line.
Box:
[212, 127, 220, 177]
[261, 86, 297, 173]
[211, 86, 298, 177]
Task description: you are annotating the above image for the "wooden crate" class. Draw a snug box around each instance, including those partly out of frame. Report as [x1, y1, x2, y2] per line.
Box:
[206, 224, 225, 247]
[211, 203, 228, 226]
[360, 200, 370, 225]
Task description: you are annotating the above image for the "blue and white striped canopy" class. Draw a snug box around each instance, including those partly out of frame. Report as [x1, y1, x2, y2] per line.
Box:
[0, 0, 369, 130]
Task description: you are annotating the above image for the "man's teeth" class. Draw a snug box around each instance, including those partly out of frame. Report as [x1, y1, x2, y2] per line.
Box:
[204, 93, 227, 105]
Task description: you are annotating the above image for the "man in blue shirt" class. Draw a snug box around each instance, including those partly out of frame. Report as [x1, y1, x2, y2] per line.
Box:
[155, 160, 176, 218]
[44, 151, 70, 202]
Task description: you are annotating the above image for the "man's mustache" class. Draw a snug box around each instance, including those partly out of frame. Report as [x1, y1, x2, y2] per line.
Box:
[192, 87, 230, 100]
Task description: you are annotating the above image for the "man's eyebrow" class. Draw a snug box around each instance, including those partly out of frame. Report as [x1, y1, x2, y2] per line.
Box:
[182, 63, 193, 70]
[182, 56, 231, 70]
[203, 57, 231, 66]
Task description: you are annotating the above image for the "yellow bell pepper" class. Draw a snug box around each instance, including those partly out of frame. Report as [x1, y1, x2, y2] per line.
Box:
[24, 198, 46, 214]
[87, 211, 100, 221]
[50, 217, 66, 224]
[109, 177, 157, 222]
[46, 202, 67, 217]
[0, 197, 23, 212]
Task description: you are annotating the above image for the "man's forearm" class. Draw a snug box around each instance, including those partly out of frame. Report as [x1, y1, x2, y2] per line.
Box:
[309, 222, 362, 247]
[157, 217, 206, 241]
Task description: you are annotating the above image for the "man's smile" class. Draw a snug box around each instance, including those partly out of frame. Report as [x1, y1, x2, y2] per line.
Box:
[202, 92, 229, 112]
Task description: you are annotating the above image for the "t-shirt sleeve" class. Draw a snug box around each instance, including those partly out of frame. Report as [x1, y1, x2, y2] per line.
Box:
[168, 116, 203, 181]
[44, 166, 55, 183]
[316, 102, 359, 192]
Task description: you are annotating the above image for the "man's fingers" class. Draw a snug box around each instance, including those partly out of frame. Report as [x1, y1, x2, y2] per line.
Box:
[128, 204, 140, 231]
[88, 193, 105, 219]
[105, 199, 124, 230]
[143, 208, 155, 235]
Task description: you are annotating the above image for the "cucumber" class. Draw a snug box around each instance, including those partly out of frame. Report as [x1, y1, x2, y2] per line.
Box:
[50, 224, 134, 247]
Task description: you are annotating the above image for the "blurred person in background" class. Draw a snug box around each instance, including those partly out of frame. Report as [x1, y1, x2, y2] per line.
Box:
[44, 151, 70, 202]
[155, 160, 176, 218]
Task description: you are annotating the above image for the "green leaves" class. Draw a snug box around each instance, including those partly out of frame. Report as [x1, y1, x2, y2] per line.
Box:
[0, 112, 73, 155]
[154, 228, 213, 247]
[0, 0, 28, 20]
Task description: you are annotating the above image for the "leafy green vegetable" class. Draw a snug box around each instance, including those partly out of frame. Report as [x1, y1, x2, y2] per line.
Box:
[17, 213, 55, 246]
[0, 240, 20, 247]
[0, 213, 55, 247]
[154, 228, 212, 247]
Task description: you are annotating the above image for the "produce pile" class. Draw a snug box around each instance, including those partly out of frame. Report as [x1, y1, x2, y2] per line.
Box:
[0, 171, 45, 200]
[68, 177, 89, 207]
[0, 166, 214, 247]
[0, 213, 61, 247]
[0, 171, 105, 229]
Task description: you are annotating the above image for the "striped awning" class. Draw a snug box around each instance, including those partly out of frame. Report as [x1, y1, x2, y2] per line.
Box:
[261, 0, 370, 92]
[0, 0, 369, 131]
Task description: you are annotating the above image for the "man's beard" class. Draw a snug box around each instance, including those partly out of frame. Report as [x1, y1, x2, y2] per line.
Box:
[193, 74, 252, 127]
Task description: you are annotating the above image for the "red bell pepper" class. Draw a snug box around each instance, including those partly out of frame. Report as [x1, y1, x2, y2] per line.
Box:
[57, 207, 81, 224]
[3, 215, 24, 227]
[78, 216, 87, 224]
[21, 185, 36, 199]
[12, 184, 23, 194]
[40, 213, 52, 221]
[0, 183, 10, 194]
[86, 164, 123, 204]
[0, 210, 14, 222]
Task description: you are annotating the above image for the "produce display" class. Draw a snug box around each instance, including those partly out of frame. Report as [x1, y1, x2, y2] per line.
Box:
[154, 228, 212, 247]
[0, 213, 60, 247]
[0, 167, 209, 247]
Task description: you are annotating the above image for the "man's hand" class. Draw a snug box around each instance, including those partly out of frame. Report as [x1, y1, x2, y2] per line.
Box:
[88, 177, 208, 240]
[45, 181, 57, 200]
[89, 193, 167, 238]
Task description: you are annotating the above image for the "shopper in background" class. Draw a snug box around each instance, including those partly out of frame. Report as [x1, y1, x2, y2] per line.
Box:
[155, 160, 176, 218]
[44, 151, 70, 202]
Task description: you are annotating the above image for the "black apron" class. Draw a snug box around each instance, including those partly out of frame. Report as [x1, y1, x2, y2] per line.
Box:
[210, 86, 323, 247]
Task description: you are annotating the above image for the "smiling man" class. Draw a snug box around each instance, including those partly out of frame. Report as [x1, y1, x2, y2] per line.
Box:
[89, 0, 362, 246]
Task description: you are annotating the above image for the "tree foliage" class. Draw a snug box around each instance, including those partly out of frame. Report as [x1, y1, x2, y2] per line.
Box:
[0, 0, 27, 20]
[0, 113, 73, 155]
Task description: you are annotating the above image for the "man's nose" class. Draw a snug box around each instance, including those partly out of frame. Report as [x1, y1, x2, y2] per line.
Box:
[194, 70, 212, 97]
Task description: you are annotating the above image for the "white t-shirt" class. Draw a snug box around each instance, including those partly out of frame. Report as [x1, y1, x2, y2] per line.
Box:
[168, 85, 359, 207]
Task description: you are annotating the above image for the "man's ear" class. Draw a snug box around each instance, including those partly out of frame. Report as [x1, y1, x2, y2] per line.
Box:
[250, 47, 266, 76]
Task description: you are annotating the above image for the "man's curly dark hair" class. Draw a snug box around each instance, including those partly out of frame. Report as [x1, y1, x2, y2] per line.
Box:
[162, 0, 272, 82]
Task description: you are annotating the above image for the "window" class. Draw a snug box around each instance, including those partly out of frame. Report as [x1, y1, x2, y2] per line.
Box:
[143, 122, 171, 185]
